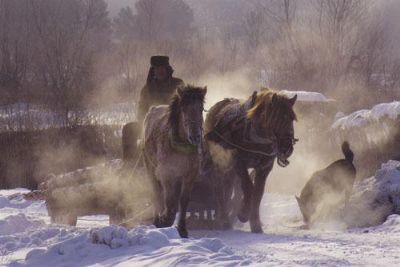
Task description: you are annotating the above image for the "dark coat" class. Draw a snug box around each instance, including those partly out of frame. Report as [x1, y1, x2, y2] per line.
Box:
[137, 77, 184, 125]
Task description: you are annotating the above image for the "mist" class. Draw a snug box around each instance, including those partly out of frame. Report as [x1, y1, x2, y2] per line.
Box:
[1, 0, 400, 197]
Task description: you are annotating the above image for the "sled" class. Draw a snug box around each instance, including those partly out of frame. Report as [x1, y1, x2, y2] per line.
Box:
[186, 170, 243, 230]
[42, 121, 243, 230]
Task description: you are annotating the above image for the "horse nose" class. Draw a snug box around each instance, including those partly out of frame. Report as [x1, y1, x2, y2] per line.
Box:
[285, 146, 294, 157]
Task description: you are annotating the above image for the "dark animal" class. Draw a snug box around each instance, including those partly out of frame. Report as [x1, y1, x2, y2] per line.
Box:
[143, 85, 207, 238]
[205, 89, 298, 233]
[296, 141, 356, 225]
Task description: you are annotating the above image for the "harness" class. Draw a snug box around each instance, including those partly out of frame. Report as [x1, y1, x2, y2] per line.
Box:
[168, 130, 198, 154]
[209, 92, 277, 157]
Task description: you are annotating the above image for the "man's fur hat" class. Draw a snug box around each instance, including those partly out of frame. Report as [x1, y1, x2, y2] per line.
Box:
[150, 56, 170, 67]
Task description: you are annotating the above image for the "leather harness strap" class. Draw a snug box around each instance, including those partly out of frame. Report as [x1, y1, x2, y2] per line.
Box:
[210, 92, 277, 157]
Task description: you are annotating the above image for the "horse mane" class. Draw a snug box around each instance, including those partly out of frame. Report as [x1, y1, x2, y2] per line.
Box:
[246, 88, 297, 121]
[168, 85, 206, 136]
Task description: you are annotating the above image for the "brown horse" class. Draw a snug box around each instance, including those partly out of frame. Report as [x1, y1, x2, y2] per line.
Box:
[205, 89, 297, 233]
[143, 85, 207, 238]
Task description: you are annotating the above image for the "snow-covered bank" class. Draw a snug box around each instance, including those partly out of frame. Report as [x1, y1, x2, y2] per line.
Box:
[0, 189, 250, 266]
[9, 225, 250, 267]
[2, 160, 400, 266]
[280, 90, 334, 102]
[345, 160, 400, 227]
[331, 101, 400, 130]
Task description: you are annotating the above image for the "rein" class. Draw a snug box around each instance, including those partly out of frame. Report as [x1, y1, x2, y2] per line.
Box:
[210, 93, 297, 165]
[210, 95, 278, 157]
[212, 129, 277, 157]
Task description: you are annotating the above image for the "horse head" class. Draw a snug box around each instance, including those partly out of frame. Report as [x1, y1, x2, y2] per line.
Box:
[247, 89, 298, 167]
[169, 85, 207, 146]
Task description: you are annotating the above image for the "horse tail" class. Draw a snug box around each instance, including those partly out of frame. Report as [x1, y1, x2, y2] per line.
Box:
[295, 196, 308, 223]
[342, 141, 354, 163]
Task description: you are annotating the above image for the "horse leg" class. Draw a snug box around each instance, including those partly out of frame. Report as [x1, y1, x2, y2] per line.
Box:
[249, 165, 273, 233]
[212, 165, 231, 229]
[177, 177, 195, 238]
[159, 180, 179, 227]
[235, 161, 253, 223]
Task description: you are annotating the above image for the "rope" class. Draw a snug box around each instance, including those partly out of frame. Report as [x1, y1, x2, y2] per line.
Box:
[115, 204, 153, 227]
[130, 151, 143, 175]
[141, 145, 157, 168]
[115, 147, 154, 228]
[212, 130, 277, 157]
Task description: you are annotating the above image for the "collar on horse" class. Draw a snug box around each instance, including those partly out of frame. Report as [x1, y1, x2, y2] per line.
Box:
[169, 130, 198, 154]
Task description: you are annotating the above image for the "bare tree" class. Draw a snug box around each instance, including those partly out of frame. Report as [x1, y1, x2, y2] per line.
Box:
[134, 0, 194, 43]
[30, 0, 110, 126]
[0, 0, 35, 130]
[244, 9, 265, 52]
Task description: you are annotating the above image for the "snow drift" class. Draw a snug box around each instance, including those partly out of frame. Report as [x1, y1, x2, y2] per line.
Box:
[2, 160, 400, 266]
[345, 160, 400, 227]
[332, 101, 400, 130]
[8, 225, 251, 267]
[280, 90, 334, 102]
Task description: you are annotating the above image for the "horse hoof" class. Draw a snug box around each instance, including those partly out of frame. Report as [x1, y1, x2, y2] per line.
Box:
[156, 214, 175, 228]
[177, 226, 188, 238]
[250, 221, 263, 233]
[153, 216, 162, 228]
[238, 204, 250, 223]
[251, 227, 264, 234]
[237, 211, 249, 223]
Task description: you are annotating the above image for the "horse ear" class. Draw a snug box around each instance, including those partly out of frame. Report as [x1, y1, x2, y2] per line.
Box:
[177, 86, 184, 98]
[295, 196, 302, 205]
[202, 86, 207, 96]
[289, 94, 297, 106]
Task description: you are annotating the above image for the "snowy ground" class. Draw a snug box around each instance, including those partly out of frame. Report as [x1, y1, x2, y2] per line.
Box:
[1, 187, 400, 266]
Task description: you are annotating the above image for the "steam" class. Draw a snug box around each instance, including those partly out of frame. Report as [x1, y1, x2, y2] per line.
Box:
[10, 0, 399, 231]
[208, 142, 234, 170]
[191, 68, 256, 110]
[45, 160, 154, 227]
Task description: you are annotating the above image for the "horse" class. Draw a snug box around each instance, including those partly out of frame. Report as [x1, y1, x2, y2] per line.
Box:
[142, 85, 207, 238]
[204, 88, 297, 233]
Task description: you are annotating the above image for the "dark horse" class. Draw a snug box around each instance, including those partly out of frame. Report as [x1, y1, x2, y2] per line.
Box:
[143, 85, 207, 238]
[204, 89, 297, 233]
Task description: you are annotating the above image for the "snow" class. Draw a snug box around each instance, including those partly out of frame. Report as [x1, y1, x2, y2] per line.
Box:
[0, 214, 44, 236]
[16, 225, 250, 267]
[332, 101, 400, 130]
[280, 90, 333, 102]
[0, 102, 135, 131]
[2, 162, 400, 266]
[370, 101, 400, 120]
[344, 160, 400, 228]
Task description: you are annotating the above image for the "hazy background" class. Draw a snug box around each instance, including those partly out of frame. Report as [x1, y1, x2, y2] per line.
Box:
[1, 0, 400, 192]
[2, 0, 400, 123]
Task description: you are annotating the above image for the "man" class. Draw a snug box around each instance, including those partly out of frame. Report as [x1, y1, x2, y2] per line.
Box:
[137, 56, 184, 125]
[121, 56, 182, 161]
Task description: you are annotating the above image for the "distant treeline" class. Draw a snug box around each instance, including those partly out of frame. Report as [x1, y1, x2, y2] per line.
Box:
[0, 125, 121, 189]
[1, 0, 400, 130]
